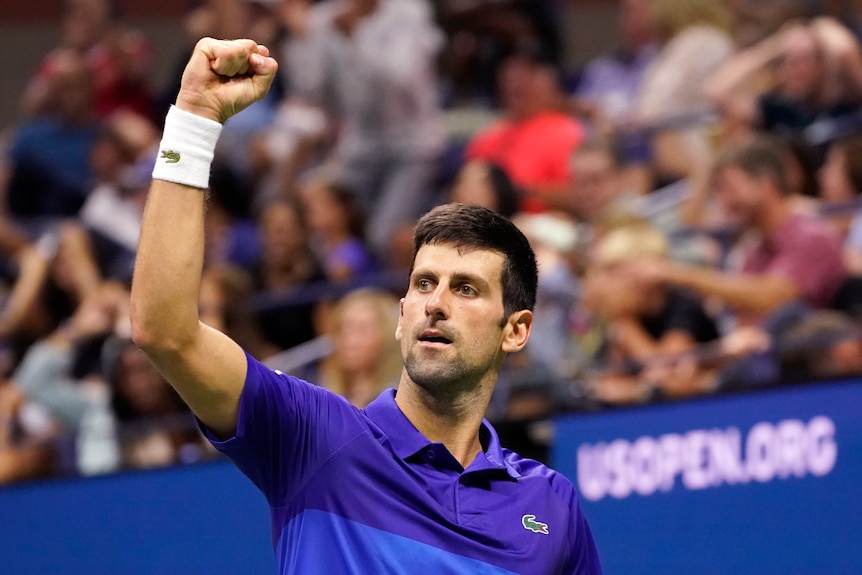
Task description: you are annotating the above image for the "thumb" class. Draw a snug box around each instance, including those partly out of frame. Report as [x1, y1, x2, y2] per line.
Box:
[249, 50, 279, 94]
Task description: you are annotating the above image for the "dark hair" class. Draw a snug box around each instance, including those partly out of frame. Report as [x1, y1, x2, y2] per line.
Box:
[411, 203, 538, 316]
[572, 137, 623, 170]
[834, 132, 862, 196]
[323, 180, 367, 239]
[485, 162, 521, 219]
[712, 135, 792, 195]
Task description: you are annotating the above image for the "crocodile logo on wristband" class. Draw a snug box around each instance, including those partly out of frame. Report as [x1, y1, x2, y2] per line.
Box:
[160, 150, 181, 164]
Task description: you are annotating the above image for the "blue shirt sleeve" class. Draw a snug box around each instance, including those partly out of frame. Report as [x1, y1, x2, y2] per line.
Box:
[201, 351, 367, 507]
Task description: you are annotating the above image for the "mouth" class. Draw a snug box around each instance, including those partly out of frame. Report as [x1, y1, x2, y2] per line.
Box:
[418, 331, 453, 346]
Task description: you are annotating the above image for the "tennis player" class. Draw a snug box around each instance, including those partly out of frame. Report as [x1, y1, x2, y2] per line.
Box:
[130, 37, 602, 574]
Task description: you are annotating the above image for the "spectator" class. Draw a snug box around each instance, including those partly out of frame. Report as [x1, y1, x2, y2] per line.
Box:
[570, 139, 721, 267]
[79, 111, 159, 282]
[818, 131, 862, 273]
[199, 264, 280, 361]
[108, 338, 211, 471]
[21, 284, 211, 473]
[298, 178, 377, 282]
[437, 0, 564, 105]
[202, 162, 263, 272]
[465, 46, 585, 214]
[6, 50, 100, 225]
[12, 282, 128, 476]
[21, 0, 154, 121]
[581, 222, 720, 405]
[569, 140, 636, 227]
[630, 0, 734, 186]
[705, 17, 862, 152]
[252, 200, 324, 351]
[624, 135, 847, 327]
[281, 0, 445, 258]
[572, 0, 658, 139]
[0, 221, 104, 358]
[309, 287, 401, 408]
[447, 160, 521, 219]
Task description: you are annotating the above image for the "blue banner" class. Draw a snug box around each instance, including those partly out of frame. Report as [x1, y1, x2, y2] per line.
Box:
[552, 380, 862, 575]
[0, 461, 275, 575]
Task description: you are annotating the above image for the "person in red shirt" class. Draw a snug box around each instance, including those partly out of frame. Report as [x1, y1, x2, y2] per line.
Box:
[465, 47, 584, 215]
[21, 0, 154, 122]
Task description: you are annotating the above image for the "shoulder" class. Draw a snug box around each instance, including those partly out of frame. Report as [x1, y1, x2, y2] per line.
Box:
[465, 120, 509, 152]
[528, 113, 585, 143]
[243, 352, 358, 417]
[504, 449, 581, 506]
[778, 213, 841, 247]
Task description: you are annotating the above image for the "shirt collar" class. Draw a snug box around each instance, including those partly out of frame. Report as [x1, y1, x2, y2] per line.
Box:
[364, 389, 521, 480]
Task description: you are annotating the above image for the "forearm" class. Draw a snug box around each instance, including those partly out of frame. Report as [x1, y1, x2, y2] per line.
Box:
[131, 174, 248, 435]
[667, 264, 798, 315]
[131, 179, 206, 351]
[608, 318, 661, 361]
[0, 248, 50, 338]
[702, 37, 778, 119]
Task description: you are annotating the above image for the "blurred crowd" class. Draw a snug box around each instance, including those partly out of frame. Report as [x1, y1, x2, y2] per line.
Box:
[4, 0, 862, 483]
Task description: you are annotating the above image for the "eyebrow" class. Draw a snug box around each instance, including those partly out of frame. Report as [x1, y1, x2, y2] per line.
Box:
[451, 272, 491, 292]
[410, 269, 492, 291]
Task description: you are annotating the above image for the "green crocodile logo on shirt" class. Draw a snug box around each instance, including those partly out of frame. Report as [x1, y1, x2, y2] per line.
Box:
[522, 514, 549, 535]
[160, 149, 181, 164]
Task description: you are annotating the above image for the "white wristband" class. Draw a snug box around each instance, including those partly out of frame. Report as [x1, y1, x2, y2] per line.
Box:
[151, 105, 223, 189]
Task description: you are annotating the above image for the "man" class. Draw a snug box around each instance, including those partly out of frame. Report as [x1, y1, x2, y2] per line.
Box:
[465, 46, 585, 215]
[704, 18, 862, 151]
[572, 0, 657, 134]
[625, 135, 846, 327]
[130, 38, 602, 574]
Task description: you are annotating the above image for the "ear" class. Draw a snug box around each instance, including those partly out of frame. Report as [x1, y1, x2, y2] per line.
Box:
[501, 309, 532, 354]
[395, 298, 405, 341]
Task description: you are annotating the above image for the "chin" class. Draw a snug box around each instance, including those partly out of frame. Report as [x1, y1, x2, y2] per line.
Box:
[404, 356, 476, 398]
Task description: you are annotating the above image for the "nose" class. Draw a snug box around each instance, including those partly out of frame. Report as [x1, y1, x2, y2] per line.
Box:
[424, 284, 450, 319]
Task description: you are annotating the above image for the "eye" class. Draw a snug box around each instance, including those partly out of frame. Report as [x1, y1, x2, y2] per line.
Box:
[416, 278, 434, 291]
[458, 285, 477, 296]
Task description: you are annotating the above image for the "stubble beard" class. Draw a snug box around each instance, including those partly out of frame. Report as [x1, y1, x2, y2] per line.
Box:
[402, 350, 485, 404]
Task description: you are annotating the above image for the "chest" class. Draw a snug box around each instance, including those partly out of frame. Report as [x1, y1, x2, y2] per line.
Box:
[278, 435, 571, 574]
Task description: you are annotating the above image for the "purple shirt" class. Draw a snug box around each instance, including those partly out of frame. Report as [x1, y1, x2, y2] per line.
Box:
[203, 353, 603, 574]
[742, 213, 846, 308]
[575, 46, 656, 122]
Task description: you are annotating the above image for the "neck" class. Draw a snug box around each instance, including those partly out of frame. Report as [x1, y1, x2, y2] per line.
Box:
[394, 374, 494, 469]
[756, 199, 791, 238]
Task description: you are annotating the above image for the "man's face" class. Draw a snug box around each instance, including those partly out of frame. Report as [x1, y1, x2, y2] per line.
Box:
[571, 149, 619, 221]
[714, 166, 765, 229]
[396, 243, 514, 398]
[498, 57, 537, 118]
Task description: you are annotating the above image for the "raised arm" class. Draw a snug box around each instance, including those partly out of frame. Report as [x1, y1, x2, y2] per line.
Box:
[130, 38, 278, 438]
[702, 29, 783, 126]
